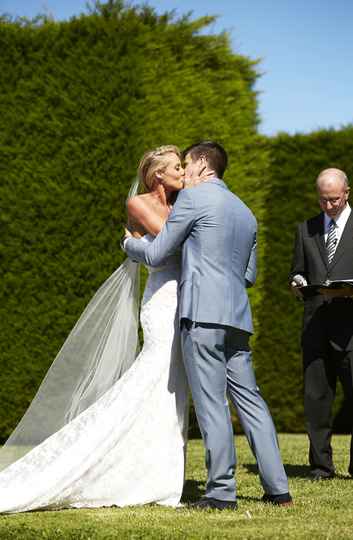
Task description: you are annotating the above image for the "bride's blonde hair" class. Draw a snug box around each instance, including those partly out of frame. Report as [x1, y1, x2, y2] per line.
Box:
[138, 145, 181, 192]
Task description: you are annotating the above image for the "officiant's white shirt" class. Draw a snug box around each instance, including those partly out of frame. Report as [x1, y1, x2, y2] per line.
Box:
[324, 203, 351, 249]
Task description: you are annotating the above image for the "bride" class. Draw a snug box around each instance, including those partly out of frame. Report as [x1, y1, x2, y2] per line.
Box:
[0, 145, 203, 513]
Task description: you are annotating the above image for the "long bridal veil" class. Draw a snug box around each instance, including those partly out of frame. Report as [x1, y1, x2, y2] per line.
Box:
[0, 181, 141, 471]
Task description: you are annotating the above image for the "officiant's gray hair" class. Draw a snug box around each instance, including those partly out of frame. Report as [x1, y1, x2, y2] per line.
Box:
[316, 168, 349, 189]
[138, 145, 181, 191]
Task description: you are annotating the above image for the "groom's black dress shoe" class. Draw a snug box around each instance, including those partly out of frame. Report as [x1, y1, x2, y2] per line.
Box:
[262, 492, 293, 506]
[188, 497, 237, 511]
[309, 469, 335, 481]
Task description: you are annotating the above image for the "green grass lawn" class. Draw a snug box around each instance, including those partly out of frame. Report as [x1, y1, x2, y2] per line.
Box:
[0, 434, 352, 539]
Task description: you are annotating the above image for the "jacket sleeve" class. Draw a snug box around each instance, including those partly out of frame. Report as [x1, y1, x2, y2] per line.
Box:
[245, 230, 257, 288]
[124, 190, 195, 267]
[289, 223, 307, 282]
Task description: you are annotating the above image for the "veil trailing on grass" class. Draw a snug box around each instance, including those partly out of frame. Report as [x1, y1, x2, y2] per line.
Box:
[0, 181, 142, 472]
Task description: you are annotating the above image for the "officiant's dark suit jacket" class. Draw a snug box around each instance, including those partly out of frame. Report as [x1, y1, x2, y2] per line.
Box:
[290, 209, 353, 475]
[290, 210, 353, 351]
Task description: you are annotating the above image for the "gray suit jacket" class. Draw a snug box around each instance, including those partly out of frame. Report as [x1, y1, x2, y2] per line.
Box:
[125, 178, 257, 333]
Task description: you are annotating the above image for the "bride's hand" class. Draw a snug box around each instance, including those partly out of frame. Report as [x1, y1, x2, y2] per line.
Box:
[124, 227, 143, 240]
[183, 168, 215, 188]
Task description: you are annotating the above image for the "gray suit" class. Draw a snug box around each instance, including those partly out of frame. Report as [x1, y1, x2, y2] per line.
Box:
[125, 178, 288, 500]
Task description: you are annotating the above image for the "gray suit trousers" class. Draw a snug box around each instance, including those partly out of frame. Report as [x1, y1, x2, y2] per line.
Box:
[181, 321, 289, 501]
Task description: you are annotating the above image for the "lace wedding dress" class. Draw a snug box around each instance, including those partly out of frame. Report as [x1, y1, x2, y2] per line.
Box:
[0, 236, 189, 513]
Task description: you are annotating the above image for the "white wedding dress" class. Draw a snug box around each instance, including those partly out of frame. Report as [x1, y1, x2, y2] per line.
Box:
[0, 236, 189, 513]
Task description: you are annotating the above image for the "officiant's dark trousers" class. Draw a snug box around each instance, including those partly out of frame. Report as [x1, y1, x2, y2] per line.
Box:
[302, 299, 353, 476]
[180, 320, 289, 501]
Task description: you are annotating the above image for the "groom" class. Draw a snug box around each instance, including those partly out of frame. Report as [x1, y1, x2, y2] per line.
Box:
[123, 141, 291, 509]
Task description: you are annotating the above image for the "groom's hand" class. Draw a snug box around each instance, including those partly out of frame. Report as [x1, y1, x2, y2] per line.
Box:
[120, 227, 133, 251]
[183, 169, 215, 188]
[124, 227, 132, 238]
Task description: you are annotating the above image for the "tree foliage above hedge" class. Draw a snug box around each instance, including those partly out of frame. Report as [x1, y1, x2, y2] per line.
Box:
[0, 1, 263, 440]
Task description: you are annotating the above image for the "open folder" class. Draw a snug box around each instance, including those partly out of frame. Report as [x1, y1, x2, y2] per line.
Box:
[298, 279, 353, 299]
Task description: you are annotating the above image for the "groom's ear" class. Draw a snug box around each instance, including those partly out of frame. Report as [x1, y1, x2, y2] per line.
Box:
[199, 156, 208, 169]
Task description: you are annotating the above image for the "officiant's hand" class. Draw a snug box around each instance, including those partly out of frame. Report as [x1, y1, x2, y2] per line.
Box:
[291, 274, 307, 299]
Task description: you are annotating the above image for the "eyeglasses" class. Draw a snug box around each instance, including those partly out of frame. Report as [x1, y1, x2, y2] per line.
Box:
[319, 192, 348, 204]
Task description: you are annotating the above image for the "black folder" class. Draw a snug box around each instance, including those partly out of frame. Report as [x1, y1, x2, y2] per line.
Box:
[298, 279, 353, 299]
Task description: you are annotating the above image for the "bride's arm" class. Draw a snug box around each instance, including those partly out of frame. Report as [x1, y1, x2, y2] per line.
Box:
[127, 196, 166, 237]
[124, 189, 195, 267]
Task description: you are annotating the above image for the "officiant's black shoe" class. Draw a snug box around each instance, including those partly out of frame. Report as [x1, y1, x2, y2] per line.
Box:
[309, 469, 335, 481]
[262, 492, 293, 506]
[188, 497, 237, 511]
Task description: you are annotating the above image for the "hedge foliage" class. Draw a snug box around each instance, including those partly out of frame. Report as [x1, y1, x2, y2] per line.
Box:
[0, 1, 265, 440]
[253, 126, 353, 431]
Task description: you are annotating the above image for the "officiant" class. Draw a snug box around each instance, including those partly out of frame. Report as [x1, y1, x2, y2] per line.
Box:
[290, 168, 353, 481]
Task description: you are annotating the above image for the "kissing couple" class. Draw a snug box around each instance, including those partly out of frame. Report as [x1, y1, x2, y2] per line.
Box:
[0, 141, 291, 513]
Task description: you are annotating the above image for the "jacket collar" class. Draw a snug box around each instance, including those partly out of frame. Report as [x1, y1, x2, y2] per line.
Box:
[314, 213, 327, 267]
[206, 177, 229, 190]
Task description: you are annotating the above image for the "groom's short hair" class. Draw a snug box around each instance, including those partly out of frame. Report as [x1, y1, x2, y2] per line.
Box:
[182, 141, 228, 178]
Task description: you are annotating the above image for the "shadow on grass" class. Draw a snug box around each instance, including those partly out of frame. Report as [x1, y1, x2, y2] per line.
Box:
[181, 480, 204, 502]
[236, 495, 261, 503]
[244, 463, 311, 478]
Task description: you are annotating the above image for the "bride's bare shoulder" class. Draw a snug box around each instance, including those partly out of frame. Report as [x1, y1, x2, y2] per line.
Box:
[127, 193, 153, 218]
[126, 193, 166, 236]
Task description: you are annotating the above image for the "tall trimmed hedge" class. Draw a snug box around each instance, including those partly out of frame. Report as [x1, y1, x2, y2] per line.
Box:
[0, 2, 265, 440]
[253, 126, 353, 431]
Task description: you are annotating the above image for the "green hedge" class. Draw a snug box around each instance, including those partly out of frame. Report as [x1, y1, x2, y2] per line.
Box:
[253, 126, 353, 431]
[0, 2, 265, 441]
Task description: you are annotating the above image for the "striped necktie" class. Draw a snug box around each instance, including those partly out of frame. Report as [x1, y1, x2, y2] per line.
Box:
[326, 219, 337, 264]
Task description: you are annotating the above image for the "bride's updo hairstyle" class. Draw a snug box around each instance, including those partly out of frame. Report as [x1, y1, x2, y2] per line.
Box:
[138, 145, 181, 192]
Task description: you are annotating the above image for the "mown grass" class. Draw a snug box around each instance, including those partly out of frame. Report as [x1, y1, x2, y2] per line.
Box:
[0, 434, 352, 539]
